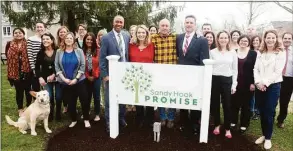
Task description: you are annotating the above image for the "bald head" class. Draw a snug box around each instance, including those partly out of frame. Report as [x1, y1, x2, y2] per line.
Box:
[246, 25, 256, 37]
[113, 15, 124, 33]
[159, 18, 170, 35]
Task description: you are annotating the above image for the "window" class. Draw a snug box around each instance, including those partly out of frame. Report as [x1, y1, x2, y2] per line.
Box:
[3, 26, 12, 37]
[16, 1, 23, 10]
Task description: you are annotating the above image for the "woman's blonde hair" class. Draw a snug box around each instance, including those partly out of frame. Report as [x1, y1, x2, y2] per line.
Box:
[96, 29, 107, 45]
[59, 32, 77, 51]
[216, 30, 231, 51]
[132, 25, 150, 46]
[259, 29, 283, 53]
[57, 26, 69, 47]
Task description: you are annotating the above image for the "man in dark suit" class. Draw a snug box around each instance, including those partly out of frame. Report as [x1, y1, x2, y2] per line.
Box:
[100, 15, 130, 133]
[176, 15, 209, 138]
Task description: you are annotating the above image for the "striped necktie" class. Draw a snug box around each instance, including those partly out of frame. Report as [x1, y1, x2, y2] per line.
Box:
[283, 48, 289, 75]
[117, 33, 125, 61]
[183, 34, 190, 56]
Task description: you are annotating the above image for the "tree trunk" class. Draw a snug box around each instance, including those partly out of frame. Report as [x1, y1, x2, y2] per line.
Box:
[134, 82, 139, 103]
[67, 10, 76, 34]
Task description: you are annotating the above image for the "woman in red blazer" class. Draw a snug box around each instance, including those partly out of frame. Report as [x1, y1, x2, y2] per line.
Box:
[83, 32, 101, 122]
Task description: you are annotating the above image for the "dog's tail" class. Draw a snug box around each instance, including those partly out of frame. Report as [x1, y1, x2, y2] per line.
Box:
[5, 115, 17, 127]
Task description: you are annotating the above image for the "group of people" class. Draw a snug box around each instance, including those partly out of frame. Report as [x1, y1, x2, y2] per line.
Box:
[5, 14, 292, 150]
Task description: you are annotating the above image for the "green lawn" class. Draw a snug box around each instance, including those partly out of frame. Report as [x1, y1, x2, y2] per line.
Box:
[1, 65, 68, 151]
[1, 65, 293, 151]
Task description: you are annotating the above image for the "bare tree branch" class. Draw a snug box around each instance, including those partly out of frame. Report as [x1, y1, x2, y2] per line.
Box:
[274, 1, 293, 14]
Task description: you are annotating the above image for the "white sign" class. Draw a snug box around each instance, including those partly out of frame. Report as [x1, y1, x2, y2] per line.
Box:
[107, 55, 214, 143]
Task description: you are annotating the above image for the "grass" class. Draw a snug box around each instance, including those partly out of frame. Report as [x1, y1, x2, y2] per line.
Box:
[1, 64, 293, 151]
[246, 110, 293, 151]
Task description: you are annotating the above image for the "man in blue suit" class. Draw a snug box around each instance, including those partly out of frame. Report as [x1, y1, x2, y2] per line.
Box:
[100, 15, 130, 133]
[176, 15, 209, 138]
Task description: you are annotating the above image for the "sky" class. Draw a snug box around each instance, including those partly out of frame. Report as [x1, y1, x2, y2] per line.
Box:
[169, 1, 293, 33]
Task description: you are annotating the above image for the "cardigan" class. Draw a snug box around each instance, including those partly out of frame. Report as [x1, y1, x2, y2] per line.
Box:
[236, 50, 257, 90]
[55, 48, 85, 82]
[254, 50, 286, 87]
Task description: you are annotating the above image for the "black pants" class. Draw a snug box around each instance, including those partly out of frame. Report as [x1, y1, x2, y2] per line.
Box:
[277, 76, 293, 124]
[210, 75, 232, 130]
[31, 73, 40, 91]
[136, 106, 154, 125]
[180, 109, 201, 129]
[63, 80, 89, 121]
[231, 88, 253, 127]
[14, 79, 32, 109]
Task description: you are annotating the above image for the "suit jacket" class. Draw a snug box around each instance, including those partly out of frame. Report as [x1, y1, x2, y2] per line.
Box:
[236, 50, 257, 89]
[176, 33, 209, 65]
[100, 30, 130, 78]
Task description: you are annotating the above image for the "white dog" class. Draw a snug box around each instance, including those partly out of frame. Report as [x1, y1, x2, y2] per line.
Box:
[5, 90, 52, 136]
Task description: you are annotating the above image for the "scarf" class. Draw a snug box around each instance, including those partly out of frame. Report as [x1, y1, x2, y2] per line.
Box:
[7, 40, 30, 80]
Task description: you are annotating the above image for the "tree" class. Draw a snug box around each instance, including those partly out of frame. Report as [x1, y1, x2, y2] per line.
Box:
[121, 65, 152, 103]
[247, 1, 267, 25]
[274, 1, 293, 14]
[1, 1, 179, 33]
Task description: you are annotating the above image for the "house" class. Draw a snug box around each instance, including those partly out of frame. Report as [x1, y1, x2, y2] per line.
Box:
[1, 1, 61, 54]
[270, 21, 293, 36]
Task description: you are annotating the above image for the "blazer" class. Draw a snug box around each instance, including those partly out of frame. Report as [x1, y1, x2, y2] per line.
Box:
[99, 30, 130, 78]
[236, 49, 257, 89]
[176, 33, 209, 65]
[55, 48, 85, 82]
[254, 50, 286, 87]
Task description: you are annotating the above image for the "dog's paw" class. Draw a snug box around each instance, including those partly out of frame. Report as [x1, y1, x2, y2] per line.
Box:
[21, 131, 27, 134]
[46, 129, 52, 133]
[31, 131, 37, 136]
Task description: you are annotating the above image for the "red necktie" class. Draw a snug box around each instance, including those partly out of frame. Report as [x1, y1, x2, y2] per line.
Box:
[183, 34, 190, 56]
[283, 48, 289, 75]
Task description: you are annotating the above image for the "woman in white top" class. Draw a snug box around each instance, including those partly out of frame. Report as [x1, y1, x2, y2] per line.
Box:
[254, 29, 286, 150]
[210, 30, 238, 139]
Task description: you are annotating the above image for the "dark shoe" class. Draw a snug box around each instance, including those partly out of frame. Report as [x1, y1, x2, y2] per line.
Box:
[252, 114, 259, 120]
[167, 120, 174, 128]
[277, 122, 284, 128]
[120, 120, 128, 128]
[106, 126, 110, 134]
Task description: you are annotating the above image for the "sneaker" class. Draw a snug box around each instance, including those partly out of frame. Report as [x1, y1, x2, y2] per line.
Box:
[84, 120, 91, 128]
[161, 120, 166, 127]
[167, 120, 174, 128]
[240, 127, 247, 134]
[69, 121, 77, 128]
[94, 115, 100, 121]
[213, 126, 220, 135]
[225, 130, 232, 139]
[255, 136, 265, 144]
[277, 122, 284, 128]
[264, 140, 272, 150]
[63, 107, 68, 113]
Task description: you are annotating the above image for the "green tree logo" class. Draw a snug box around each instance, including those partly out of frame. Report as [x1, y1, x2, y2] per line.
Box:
[121, 65, 152, 103]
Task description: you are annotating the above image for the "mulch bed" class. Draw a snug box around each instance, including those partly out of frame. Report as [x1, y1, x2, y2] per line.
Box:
[46, 111, 263, 151]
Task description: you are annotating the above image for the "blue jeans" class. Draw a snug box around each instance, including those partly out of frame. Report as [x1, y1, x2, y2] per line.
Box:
[44, 82, 62, 104]
[250, 92, 259, 114]
[256, 83, 281, 139]
[44, 82, 62, 118]
[104, 81, 126, 126]
[85, 78, 101, 115]
[159, 107, 175, 121]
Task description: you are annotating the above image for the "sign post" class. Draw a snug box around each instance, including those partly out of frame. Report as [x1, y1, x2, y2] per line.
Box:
[107, 55, 214, 143]
[107, 55, 120, 139]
